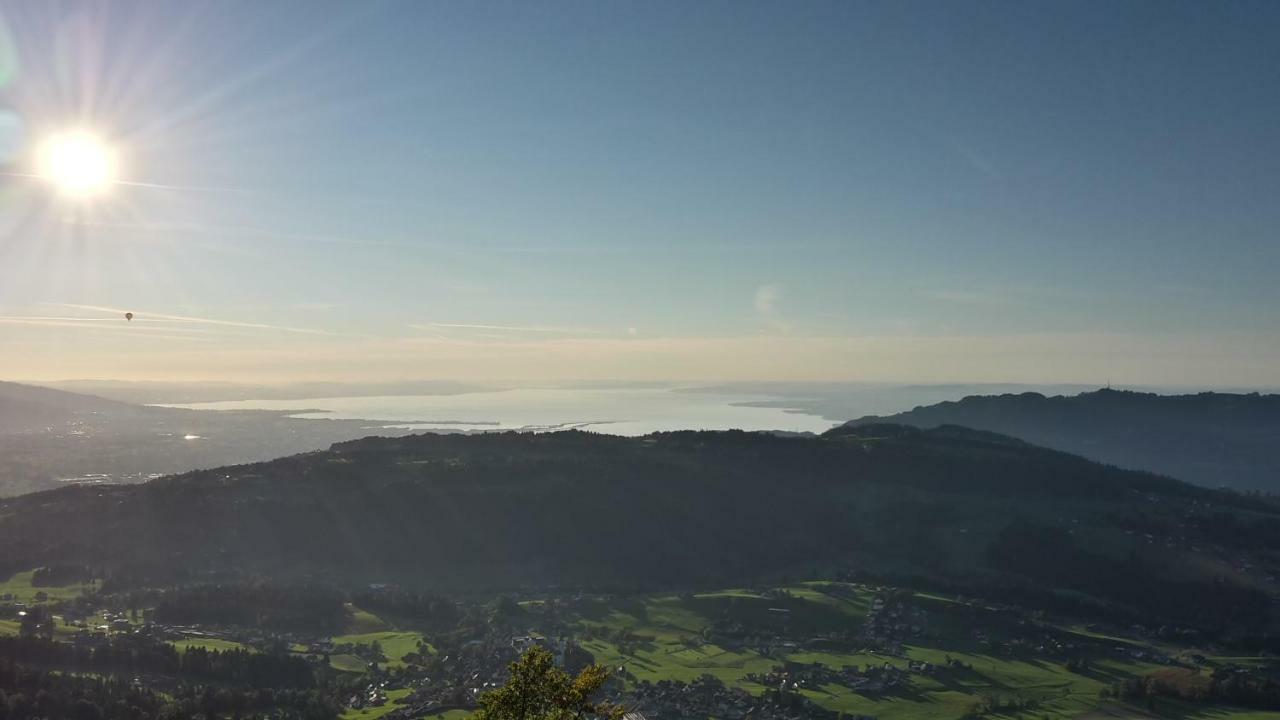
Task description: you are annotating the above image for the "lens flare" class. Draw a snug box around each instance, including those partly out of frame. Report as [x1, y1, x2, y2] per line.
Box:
[36, 130, 118, 197]
[0, 110, 21, 164]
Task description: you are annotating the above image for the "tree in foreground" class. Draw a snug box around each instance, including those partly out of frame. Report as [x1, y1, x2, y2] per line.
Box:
[475, 646, 625, 720]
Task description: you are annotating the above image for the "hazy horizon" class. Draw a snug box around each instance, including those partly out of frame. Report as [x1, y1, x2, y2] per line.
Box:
[5, 5, 1280, 710]
[28, 377, 1280, 395]
[2, 1, 1278, 386]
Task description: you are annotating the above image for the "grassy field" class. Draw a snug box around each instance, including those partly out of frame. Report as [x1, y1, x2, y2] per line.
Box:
[1, 614, 110, 639]
[331, 630, 431, 669]
[346, 604, 391, 633]
[576, 587, 868, 693]
[346, 703, 471, 720]
[325, 603, 434, 672]
[566, 583, 1280, 720]
[340, 694, 472, 720]
[3, 572, 1275, 720]
[0, 569, 91, 603]
[171, 637, 250, 653]
[331, 653, 369, 673]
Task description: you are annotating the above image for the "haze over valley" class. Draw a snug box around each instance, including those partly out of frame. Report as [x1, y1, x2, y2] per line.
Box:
[1, 3, 1279, 720]
[10, 379, 1280, 499]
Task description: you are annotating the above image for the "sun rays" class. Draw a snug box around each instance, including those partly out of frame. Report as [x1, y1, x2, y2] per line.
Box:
[35, 130, 118, 196]
[0, 3, 376, 338]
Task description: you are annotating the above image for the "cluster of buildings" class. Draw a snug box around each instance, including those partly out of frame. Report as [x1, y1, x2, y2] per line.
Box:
[377, 633, 592, 719]
[346, 680, 392, 711]
[745, 661, 914, 695]
[859, 590, 925, 652]
[627, 675, 863, 720]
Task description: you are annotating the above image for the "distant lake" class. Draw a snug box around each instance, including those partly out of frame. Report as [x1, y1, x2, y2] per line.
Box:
[158, 387, 840, 436]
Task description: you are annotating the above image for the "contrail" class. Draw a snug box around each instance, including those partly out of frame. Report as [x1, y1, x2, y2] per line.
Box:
[0, 317, 218, 341]
[53, 304, 337, 336]
[111, 179, 252, 193]
[0, 315, 226, 334]
[58, 218, 414, 248]
[4, 314, 224, 330]
[411, 322, 598, 334]
[0, 315, 118, 323]
[0, 171, 248, 194]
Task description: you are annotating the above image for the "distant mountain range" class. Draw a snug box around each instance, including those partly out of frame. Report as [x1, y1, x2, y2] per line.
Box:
[6, 381, 1279, 496]
[0, 380, 137, 433]
[0, 381, 418, 496]
[2, 427, 1277, 637]
[44, 379, 491, 405]
[845, 388, 1280, 491]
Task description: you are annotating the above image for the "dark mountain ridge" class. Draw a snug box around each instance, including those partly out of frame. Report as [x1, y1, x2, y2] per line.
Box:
[2, 427, 1277, 635]
[845, 388, 1280, 491]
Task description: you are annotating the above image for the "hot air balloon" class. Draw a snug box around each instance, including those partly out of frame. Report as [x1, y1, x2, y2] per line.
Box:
[124, 312, 133, 321]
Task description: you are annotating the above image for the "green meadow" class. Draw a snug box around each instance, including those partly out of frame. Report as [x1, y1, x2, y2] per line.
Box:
[564, 583, 1280, 720]
[0, 569, 91, 604]
[326, 602, 435, 674]
[171, 637, 251, 653]
[331, 630, 433, 669]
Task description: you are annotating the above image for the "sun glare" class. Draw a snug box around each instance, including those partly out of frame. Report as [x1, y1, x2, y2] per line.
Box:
[36, 131, 118, 197]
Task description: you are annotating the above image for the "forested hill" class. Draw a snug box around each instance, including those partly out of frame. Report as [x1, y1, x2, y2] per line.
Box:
[3, 428, 1279, 635]
[842, 388, 1280, 491]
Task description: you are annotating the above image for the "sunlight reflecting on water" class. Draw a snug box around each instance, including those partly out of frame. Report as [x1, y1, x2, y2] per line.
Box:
[159, 387, 837, 436]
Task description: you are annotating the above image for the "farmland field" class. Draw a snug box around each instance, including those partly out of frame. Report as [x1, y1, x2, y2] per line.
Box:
[561, 582, 1280, 720]
[0, 569, 91, 603]
[171, 637, 251, 653]
[331, 629, 431, 669]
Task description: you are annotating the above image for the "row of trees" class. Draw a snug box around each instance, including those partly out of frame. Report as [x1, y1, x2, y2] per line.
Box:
[149, 583, 348, 633]
[29, 565, 92, 588]
[0, 636, 316, 689]
[349, 587, 461, 630]
[1106, 668, 1280, 710]
[0, 659, 338, 720]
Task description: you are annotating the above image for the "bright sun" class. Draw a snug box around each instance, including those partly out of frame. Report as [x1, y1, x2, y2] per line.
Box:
[36, 131, 119, 197]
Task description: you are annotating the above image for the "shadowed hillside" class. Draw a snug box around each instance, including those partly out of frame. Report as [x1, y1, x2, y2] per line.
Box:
[843, 388, 1280, 491]
[2, 428, 1278, 637]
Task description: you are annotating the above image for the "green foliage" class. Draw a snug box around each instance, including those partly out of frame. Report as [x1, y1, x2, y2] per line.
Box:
[0, 569, 90, 604]
[150, 582, 348, 633]
[329, 631, 428, 669]
[4, 429, 1280, 637]
[475, 647, 623, 720]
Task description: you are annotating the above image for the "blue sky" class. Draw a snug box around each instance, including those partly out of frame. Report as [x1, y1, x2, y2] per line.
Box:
[0, 1, 1277, 385]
